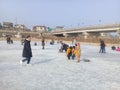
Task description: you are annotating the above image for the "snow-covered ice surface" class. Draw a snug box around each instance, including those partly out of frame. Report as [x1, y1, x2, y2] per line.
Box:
[0, 41, 120, 90]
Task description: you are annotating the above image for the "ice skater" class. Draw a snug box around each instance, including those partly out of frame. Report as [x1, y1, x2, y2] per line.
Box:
[99, 39, 106, 53]
[20, 35, 32, 65]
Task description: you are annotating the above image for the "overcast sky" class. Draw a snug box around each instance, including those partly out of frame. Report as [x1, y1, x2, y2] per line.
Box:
[0, 0, 120, 29]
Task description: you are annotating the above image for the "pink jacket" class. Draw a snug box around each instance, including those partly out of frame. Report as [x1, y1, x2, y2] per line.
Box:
[116, 48, 120, 51]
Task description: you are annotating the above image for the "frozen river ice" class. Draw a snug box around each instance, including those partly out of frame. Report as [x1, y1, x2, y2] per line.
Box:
[0, 41, 120, 90]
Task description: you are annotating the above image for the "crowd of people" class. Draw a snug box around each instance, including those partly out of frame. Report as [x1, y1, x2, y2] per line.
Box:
[4, 34, 120, 66]
[19, 35, 82, 65]
[59, 41, 81, 62]
[6, 34, 119, 65]
[20, 36, 110, 65]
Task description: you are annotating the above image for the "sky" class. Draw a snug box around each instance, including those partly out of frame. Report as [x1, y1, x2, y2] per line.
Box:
[0, 0, 120, 29]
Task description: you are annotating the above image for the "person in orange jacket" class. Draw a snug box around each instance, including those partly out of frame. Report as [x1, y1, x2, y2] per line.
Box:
[66, 46, 72, 60]
[75, 43, 81, 62]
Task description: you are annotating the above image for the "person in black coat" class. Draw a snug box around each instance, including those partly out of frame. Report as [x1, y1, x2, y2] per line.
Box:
[20, 35, 32, 65]
[59, 41, 69, 52]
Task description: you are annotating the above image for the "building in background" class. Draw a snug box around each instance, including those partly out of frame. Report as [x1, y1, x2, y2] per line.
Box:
[14, 24, 26, 31]
[3, 22, 13, 30]
[56, 26, 64, 30]
[33, 25, 47, 32]
[47, 27, 53, 31]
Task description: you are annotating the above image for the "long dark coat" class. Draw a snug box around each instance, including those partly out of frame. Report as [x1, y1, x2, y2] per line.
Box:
[22, 39, 32, 58]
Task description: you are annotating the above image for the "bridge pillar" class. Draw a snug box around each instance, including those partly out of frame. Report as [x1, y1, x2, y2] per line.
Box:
[82, 32, 89, 39]
[117, 29, 120, 39]
[63, 33, 68, 38]
[100, 32, 109, 37]
[117, 28, 120, 34]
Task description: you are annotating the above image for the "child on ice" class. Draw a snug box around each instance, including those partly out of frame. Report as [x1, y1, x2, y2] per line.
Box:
[66, 43, 81, 62]
[66, 46, 72, 60]
[75, 43, 81, 62]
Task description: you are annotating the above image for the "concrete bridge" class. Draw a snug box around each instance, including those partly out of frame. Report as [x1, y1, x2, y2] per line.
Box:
[0, 24, 120, 38]
[52, 24, 120, 37]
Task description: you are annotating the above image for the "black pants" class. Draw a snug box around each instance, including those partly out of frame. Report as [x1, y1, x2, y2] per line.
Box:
[72, 54, 75, 60]
[22, 57, 31, 64]
[99, 47, 105, 53]
[67, 54, 72, 60]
